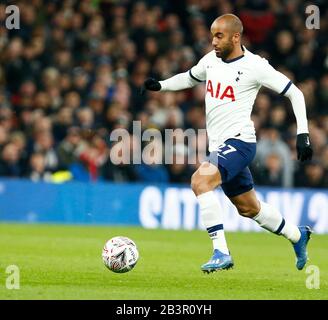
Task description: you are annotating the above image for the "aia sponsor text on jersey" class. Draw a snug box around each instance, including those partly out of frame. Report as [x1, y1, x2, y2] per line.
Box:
[206, 80, 235, 102]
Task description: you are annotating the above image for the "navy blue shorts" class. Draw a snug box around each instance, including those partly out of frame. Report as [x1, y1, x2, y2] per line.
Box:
[207, 138, 256, 198]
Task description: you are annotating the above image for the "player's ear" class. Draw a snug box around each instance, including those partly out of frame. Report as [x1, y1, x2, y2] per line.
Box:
[232, 32, 240, 44]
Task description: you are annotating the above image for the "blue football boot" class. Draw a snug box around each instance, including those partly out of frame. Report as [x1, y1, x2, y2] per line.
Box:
[201, 249, 234, 273]
[293, 226, 312, 270]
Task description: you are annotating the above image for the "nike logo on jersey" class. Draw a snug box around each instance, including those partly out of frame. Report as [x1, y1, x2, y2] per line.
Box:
[206, 80, 235, 101]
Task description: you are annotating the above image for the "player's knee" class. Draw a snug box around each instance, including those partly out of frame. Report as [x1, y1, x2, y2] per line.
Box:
[191, 173, 202, 195]
[191, 173, 212, 196]
[191, 163, 222, 196]
[236, 202, 260, 218]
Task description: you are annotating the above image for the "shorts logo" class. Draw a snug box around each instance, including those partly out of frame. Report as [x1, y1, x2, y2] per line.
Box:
[217, 154, 227, 160]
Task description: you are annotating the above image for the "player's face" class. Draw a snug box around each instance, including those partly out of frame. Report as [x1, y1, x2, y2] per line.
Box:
[211, 23, 235, 60]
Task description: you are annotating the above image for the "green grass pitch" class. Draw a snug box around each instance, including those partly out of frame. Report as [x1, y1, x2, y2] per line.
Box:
[0, 223, 327, 300]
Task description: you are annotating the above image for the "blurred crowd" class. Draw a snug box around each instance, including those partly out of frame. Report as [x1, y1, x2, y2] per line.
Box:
[0, 0, 327, 188]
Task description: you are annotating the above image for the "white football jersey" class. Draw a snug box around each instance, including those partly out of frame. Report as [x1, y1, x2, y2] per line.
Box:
[190, 47, 292, 152]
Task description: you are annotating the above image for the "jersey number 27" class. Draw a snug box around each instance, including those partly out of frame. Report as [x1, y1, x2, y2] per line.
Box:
[217, 143, 237, 158]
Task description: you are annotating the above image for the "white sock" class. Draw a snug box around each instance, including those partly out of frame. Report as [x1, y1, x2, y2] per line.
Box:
[253, 201, 301, 243]
[197, 191, 229, 254]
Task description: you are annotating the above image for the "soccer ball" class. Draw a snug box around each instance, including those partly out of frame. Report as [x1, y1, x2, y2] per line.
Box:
[102, 236, 139, 273]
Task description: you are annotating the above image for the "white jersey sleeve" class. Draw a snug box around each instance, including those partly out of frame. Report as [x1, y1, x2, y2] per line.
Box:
[159, 71, 199, 91]
[255, 58, 292, 94]
[159, 55, 206, 91]
[256, 57, 309, 134]
[284, 84, 309, 134]
[189, 55, 207, 82]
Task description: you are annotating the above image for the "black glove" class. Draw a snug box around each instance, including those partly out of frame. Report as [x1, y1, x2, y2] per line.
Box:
[140, 78, 161, 95]
[296, 133, 313, 161]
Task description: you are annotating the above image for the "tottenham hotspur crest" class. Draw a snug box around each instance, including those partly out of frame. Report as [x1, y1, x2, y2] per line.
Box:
[236, 71, 243, 82]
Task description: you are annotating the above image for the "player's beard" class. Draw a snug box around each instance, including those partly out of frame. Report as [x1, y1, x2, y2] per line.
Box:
[216, 40, 234, 60]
